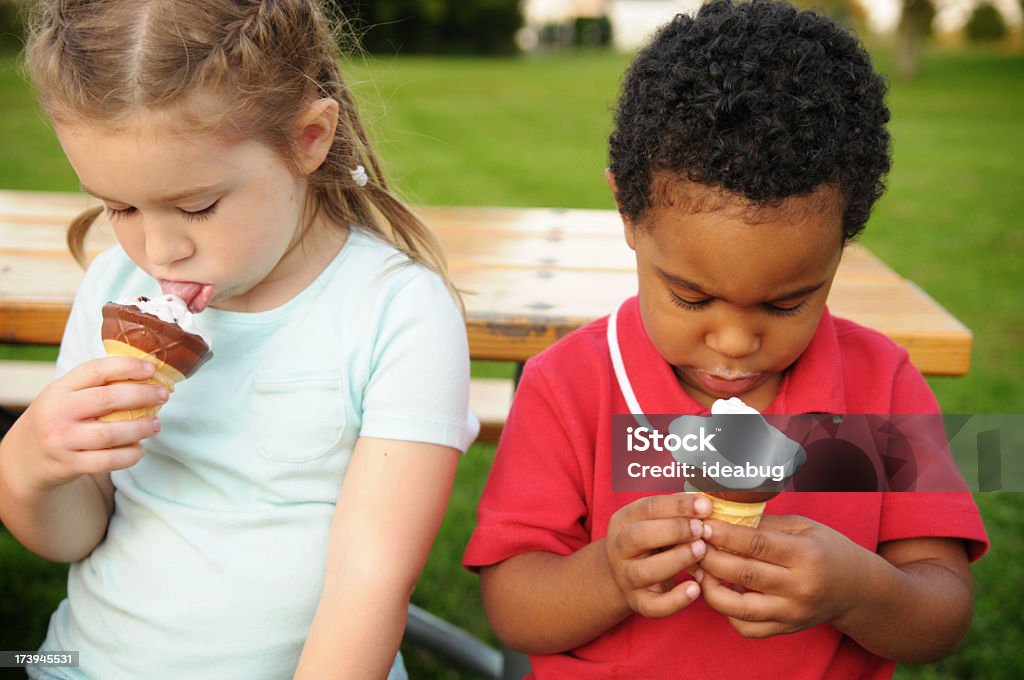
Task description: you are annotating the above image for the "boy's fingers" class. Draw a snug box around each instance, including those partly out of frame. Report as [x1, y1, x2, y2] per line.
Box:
[725, 619, 785, 640]
[704, 519, 795, 566]
[699, 544, 789, 594]
[632, 579, 701, 619]
[643, 493, 708, 520]
[614, 517, 705, 559]
[627, 493, 712, 522]
[622, 541, 704, 589]
[754, 514, 818, 535]
[699, 568, 783, 625]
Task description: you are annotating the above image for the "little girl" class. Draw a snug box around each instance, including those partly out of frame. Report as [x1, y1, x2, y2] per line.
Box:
[0, 1, 477, 678]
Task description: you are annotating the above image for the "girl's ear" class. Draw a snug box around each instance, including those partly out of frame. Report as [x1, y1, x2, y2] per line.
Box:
[606, 168, 638, 251]
[292, 98, 339, 175]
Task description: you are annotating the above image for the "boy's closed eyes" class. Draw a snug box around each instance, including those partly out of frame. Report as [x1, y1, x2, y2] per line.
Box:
[661, 273, 826, 316]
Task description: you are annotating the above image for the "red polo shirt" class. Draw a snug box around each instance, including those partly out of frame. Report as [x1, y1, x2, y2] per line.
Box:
[464, 297, 987, 680]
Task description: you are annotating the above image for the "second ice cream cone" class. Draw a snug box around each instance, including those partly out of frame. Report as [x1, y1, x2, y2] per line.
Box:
[692, 491, 767, 527]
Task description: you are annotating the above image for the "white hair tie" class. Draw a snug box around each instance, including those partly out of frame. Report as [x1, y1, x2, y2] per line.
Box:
[350, 165, 369, 187]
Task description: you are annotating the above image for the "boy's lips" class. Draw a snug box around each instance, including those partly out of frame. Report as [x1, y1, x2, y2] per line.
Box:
[159, 280, 215, 313]
[695, 370, 761, 396]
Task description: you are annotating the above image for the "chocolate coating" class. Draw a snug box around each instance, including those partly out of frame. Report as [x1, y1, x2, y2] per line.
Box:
[690, 474, 782, 503]
[101, 302, 212, 376]
[704, 490, 781, 503]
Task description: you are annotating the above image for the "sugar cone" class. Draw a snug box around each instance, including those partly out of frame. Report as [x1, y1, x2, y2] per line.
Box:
[98, 340, 186, 422]
[97, 300, 211, 423]
[691, 491, 766, 527]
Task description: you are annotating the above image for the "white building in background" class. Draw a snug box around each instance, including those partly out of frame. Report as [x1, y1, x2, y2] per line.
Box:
[521, 0, 702, 50]
[522, 0, 606, 23]
[521, 0, 1022, 52]
[606, 0, 703, 50]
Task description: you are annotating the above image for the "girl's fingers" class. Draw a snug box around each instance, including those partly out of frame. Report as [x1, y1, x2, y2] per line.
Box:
[61, 356, 157, 391]
[70, 444, 148, 476]
[68, 382, 169, 421]
[76, 417, 162, 453]
[47, 418, 157, 478]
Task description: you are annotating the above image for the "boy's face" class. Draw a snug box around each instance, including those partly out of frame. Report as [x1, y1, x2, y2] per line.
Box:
[617, 175, 844, 411]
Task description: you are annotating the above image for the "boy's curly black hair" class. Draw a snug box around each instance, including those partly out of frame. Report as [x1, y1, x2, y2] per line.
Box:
[609, 0, 890, 241]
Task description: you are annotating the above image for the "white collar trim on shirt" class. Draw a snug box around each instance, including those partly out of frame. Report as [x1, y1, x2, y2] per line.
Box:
[607, 300, 654, 430]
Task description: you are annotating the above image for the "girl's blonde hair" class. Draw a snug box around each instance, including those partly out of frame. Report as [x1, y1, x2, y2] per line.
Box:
[25, 0, 458, 303]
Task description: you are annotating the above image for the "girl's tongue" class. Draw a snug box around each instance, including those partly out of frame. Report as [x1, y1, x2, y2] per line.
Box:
[159, 280, 214, 313]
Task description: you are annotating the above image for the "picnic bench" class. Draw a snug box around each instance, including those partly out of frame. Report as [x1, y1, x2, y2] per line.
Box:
[0, 189, 973, 679]
[1, 189, 972, 435]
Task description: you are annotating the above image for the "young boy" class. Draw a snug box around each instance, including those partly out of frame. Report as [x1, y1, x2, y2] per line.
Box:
[463, 1, 987, 678]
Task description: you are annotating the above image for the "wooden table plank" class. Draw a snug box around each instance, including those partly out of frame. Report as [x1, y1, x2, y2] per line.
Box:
[0, 190, 972, 374]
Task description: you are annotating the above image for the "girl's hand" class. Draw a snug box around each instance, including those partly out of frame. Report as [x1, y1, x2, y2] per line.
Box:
[697, 514, 868, 638]
[604, 492, 712, 618]
[8, 356, 167, 491]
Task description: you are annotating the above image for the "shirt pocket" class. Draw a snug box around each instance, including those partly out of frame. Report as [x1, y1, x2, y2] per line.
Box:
[251, 372, 346, 462]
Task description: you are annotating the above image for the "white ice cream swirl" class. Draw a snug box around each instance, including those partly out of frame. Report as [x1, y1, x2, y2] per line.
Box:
[117, 294, 212, 347]
[710, 396, 761, 416]
[669, 397, 806, 490]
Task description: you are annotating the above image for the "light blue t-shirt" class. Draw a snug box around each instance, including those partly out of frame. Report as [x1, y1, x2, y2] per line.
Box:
[31, 228, 479, 679]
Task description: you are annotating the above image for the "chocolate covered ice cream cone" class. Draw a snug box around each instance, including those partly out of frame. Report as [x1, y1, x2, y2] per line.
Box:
[98, 296, 212, 422]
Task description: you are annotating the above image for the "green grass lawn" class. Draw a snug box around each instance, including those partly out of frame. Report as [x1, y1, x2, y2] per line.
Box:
[1, 45, 1022, 678]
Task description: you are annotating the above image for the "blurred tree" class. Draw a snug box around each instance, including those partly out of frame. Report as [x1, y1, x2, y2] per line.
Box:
[896, 0, 936, 79]
[793, 0, 935, 80]
[0, 0, 28, 51]
[789, 0, 871, 41]
[335, 0, 523, 55]
[966, 3, 1008, 41]
[573, 15, 613, 48]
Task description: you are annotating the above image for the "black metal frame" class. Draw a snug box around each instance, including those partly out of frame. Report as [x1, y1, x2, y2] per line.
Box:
[403, 604, 530, 679]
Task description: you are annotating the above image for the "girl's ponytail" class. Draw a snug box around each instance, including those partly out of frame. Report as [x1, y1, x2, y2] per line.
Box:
[67, 206, 104, 269]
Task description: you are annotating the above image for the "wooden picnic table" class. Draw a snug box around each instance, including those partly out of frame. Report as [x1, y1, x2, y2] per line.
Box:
[0, 189, 971, 375]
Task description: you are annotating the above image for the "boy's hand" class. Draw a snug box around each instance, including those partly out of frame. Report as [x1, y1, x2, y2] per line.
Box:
[605, 492, 712, 618]
[698, 514, 867, 638]
[6, 357, 167, 490]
